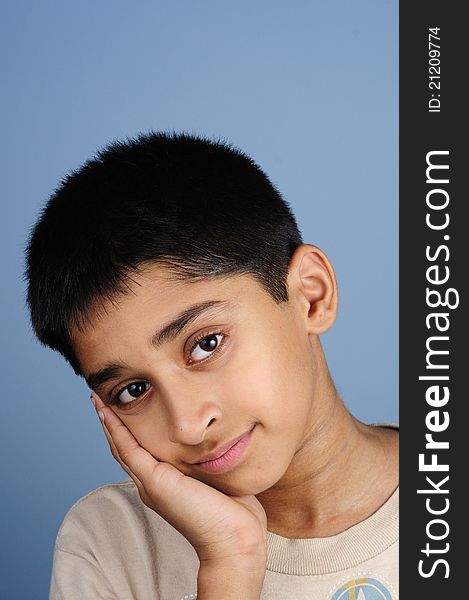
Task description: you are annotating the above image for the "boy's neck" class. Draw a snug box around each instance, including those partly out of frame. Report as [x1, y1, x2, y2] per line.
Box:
[256, 377, 399, 539]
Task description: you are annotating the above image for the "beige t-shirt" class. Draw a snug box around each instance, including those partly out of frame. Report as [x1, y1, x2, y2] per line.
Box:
[50, 429, 399, 600]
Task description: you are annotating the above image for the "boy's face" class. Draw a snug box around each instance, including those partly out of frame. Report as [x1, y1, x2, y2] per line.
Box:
[72, 260, 324, 496]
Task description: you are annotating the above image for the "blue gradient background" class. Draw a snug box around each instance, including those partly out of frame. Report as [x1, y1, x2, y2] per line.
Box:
[0, 2, 398, 598]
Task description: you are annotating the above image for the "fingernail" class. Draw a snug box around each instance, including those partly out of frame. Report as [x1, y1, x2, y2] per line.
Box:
[97, 410, 105, 423]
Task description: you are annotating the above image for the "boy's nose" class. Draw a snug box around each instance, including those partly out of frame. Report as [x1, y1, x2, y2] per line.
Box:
[162, 388, 223, 446]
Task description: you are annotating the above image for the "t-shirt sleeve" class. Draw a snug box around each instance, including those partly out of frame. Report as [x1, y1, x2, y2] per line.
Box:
[49, 545, 115, 600]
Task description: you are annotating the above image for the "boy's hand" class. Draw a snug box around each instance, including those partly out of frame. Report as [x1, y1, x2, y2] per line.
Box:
[90, 393, 268, 573]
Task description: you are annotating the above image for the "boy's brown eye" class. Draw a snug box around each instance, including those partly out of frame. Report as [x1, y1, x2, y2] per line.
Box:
[189, 333, 224, 363]
[199, 336, 218, 351]
[115, 381, 151, 406]
[128, 382, 148, 397]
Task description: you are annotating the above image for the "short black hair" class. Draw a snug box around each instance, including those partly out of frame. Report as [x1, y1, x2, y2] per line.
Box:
[24, 131, 303, 376]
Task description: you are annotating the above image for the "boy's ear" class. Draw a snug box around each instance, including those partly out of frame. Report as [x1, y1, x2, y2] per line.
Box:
[286, 244, 338, 334]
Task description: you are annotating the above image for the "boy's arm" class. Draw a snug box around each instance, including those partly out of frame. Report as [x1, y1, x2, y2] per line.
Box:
[197, 557, 266, 600]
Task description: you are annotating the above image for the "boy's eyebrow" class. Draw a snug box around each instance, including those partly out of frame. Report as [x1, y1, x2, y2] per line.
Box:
[86, 363, 128, 394]
[150, 299, 229, 348]
[85, 299, 230, 392]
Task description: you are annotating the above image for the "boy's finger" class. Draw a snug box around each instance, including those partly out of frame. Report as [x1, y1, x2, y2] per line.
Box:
[90, 393, 146, 490]
[91, 395, 160, 483]
[100, 418, 133, 475]
[100, 418, 146, 492]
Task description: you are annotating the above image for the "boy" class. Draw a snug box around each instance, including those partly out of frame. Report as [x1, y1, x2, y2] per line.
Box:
[25, 132, 399, 600]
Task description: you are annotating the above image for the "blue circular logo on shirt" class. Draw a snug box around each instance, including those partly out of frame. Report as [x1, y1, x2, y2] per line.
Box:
[330, 577, 394, 600]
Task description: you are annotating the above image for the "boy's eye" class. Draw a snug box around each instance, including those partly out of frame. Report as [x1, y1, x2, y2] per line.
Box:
[115, 381, 151, 406]
[189, 333, 224, 363]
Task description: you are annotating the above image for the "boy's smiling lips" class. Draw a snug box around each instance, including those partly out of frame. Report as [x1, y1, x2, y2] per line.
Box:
[185, 424, 256, 465]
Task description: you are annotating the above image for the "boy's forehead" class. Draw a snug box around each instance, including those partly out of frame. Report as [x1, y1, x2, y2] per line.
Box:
[72, 267, 276, 344]
[132, 264, 269, 304]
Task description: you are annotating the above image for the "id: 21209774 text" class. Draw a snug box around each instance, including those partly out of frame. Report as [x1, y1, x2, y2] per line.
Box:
[428, 27, 441, 113]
